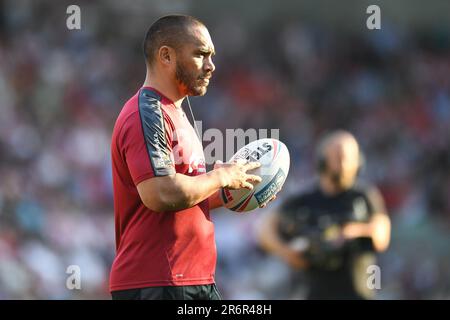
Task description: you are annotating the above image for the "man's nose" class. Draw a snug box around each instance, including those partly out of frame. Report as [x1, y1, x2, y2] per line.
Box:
[204, 57, 215, 73]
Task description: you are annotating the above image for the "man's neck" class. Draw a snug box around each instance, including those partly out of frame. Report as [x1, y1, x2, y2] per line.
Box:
[143, 71, 185, 108]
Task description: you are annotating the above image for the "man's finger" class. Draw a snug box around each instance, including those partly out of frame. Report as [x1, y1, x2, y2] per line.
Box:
[214, 160, 224, 169]
[234, 158, 247, 165]
[246, 174, 262, 184]
[242, 182, 254, 190]
[243, 161, 261, 171]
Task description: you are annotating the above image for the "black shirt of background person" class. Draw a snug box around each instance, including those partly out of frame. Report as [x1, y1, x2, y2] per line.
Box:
[278, 182, 385, 300]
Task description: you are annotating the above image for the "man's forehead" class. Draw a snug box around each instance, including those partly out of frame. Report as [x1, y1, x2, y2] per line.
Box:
[326, 137, 358, 155]
[187, 25, 215, 51]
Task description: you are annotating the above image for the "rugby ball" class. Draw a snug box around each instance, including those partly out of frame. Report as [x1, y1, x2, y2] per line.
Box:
[220, 138, 290, 212]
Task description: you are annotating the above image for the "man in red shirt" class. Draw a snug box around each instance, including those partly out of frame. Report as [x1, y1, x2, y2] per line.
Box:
[110, 15, 266, 300]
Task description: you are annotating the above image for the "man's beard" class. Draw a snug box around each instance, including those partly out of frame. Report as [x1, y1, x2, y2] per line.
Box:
[330, 172, 342, 185]
[330, 171, 354, 191]
[175, 61, 208, 96]
[327, 170, 348, 191]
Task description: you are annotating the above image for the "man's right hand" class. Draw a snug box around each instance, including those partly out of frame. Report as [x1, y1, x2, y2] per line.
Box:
[215, 160, 262, 190]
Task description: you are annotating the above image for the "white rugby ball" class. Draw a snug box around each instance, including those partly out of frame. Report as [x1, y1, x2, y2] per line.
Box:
[220, 138, 290, 212]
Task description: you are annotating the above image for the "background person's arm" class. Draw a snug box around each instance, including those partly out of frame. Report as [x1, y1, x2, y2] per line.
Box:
[341, 187, 391, 252]
[341, 213, 391, 251]
[258, 211, 308, 270]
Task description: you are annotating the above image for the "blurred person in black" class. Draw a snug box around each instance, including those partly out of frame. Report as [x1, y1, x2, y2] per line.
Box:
[258, 130, 391, 299]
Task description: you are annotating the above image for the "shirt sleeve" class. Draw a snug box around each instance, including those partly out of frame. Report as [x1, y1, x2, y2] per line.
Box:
[119, 108, 175, 186]
[366, 186, 387, 215]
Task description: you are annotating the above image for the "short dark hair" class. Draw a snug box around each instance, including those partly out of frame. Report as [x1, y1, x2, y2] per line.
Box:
[143, 15, 205, 67]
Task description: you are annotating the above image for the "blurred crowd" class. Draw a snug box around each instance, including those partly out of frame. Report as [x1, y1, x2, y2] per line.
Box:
[0, 1, 449, 299]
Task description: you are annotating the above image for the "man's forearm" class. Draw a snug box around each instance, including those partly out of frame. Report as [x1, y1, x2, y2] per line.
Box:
[342, 213, 391, 252]
[139, 161, 260, 212]
[342, 221, 373, 239]
[160, 170, 225, 211]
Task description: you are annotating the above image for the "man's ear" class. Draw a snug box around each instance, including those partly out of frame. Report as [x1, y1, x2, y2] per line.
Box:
[158, 46, 175, 66]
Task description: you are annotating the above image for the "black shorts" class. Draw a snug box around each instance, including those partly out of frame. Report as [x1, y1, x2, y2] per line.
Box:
[111, 284, 222, 300]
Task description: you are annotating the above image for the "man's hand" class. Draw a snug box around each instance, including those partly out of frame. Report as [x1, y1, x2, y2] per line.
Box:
[259, 195, 277, 208]
[215, 159, 262, 190]
[215, 160, 280, 208]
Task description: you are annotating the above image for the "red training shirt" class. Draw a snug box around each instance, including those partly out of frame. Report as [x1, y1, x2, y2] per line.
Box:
[109, 87, 216, 292]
